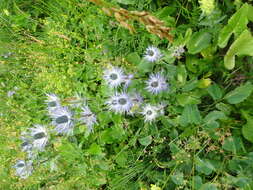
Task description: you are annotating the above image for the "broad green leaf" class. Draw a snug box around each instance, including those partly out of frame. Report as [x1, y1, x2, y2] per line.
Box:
[207, 84, 223, 100]
[204, 111, 226, 123]
[171, 173, 184, 185]
[177, 93, 201, 106]
[139, 136, 152, 146]
[177, 65, 187, 84]
[222, 136, 243, 154]
[138, 59, 154, 73]
[200, 183, 218, 190]
[224, 82, 253, 104]
[187, 30, 212, 54]
[241, 112, 253, 143]
[115, 151, 128, 167]
[224, 30, 253, 69]
[126, 52, 141, 65]
[179, 104, 202, 126]
[192, 176, 203, 190]
[195, 157, 215, 175]
[87, 143, 103, 155]
[218, 3, 249, 48]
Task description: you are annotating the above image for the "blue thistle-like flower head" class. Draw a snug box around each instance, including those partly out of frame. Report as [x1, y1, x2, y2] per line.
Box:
[51, 106, 74, 135]
[103, 66, 125, 88]
[13, 160, 33, 179]
[141, 104, 164, 123]
[45, 93, 61, 115]
[28, 124, 48, 151]
[106, 92, 133, 114]
[144, 46, 162, 62]
[145, 73, 168, 94]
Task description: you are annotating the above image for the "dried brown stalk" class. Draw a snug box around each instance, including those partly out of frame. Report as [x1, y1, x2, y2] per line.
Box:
[87, 0, 173, 42]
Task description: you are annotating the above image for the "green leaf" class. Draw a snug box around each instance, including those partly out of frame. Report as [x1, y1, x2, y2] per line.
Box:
[207, 84, 223, 100]
[224, 30, 253, 69]
[224, 82, 253, 104]
[218, 3, 249, 48]
[204, 111, 226, 123]
[126, 52, 141, 65]
[179, 104, 202, 126]
[139, 136, 152, 146]
[116, 0, 136, 5]
[171, 173, 184, 185]
[177, 93, 201, 106]
[222, 136, 243, 154]
[192, 176, 203, 190]
[200, 183, 218, 190]
[195, 157, 215, 175]
[87, 143, 103, 155]
[241, 112, 253, 143]
[187, 30, 212, 54]
[137, 59, 154, 73]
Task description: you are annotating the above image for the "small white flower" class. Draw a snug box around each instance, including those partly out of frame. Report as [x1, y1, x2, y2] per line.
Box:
[122, 74, 134, 89]
[106, 92, 133, 114]
[141, 104, 164, 123]
[103, 66, 125, 88]
[28, 125, 48, 151]
[144, 46, 162, 62]
[45, 93, 61, 114]
[51, 106, 74, 135]
[13, 160, 33, 179]
[171, 45, 185, 58]
[80, 105, 97, 133]
[145, 73, 168, 94]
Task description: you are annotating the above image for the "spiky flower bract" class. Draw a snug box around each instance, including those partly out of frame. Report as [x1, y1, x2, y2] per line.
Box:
[51, 106, 74, 135]
[123, 74, 134, 89]
[141, 104, 164, 123]
[103, 66, 125, 88]
[45, 93, 61, 115]
[106, 92, 133, 114]
[144, 46, 162, 62]
[13, 160, 33, 179]
[80, 105, 97, 134]
[145, 73, 168, 94]
[29, 124, 48, 151]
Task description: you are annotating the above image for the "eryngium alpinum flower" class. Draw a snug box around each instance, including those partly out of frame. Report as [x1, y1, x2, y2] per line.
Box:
[103, 66, 125, 88]
[145, 73, 168, 94]
[28, 125, 48, 151]
[106, 92, 133, 114]
[13, 160, 33, 179]
[51, 106, 74, 135]
[144, 46, 162, 62]
[141, 104, 164, 123]
[80, 105, 97, 133]
[45, 93, 61, 115]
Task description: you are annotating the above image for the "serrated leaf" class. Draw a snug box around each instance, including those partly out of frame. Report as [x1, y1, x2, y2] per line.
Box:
[224, 30, 253, 69]
[187, 30, 212, 54]
[224, 82, 253, 104]
[218, 3, 249, 48]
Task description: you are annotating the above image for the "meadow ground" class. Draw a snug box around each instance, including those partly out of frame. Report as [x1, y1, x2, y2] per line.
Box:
[0, 0, 253, 189]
